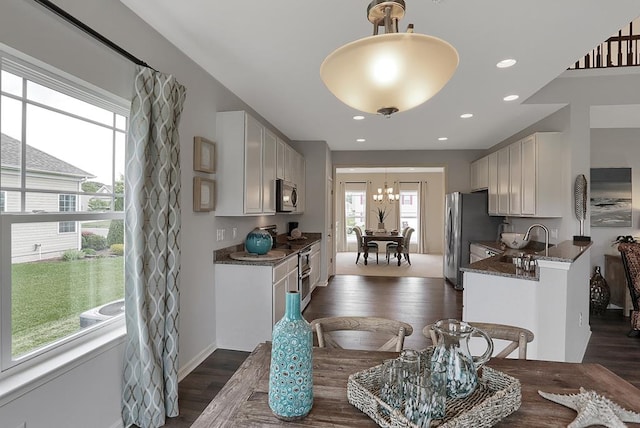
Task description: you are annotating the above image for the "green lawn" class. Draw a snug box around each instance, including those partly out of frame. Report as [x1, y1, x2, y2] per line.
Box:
[11, 256, 124, 356]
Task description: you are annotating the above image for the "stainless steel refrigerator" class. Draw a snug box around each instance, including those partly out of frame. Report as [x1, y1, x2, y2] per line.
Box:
[444, 191, 501, 290]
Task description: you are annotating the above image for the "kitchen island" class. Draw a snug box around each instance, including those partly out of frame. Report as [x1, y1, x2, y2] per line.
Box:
[461, 240, 592, 362]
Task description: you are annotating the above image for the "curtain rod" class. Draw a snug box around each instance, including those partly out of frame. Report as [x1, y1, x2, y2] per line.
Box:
[33, 0, 154, 70]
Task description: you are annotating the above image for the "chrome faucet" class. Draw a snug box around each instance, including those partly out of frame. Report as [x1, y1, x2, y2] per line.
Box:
[523, 223, 549, 256]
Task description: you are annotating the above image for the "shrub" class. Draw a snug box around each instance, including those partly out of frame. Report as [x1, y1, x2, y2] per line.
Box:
[82, 248, 97, 256]
[62, 250, 86, 261]
[107, 220, 124, 246]
[83, 233, 107, 251]
[110, 244, 124, 256]
[81, 231, 93, 249]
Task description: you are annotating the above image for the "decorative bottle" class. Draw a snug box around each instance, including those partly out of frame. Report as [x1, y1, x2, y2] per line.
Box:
[589, 266, 610, 316]
[268, 291, 313, 420]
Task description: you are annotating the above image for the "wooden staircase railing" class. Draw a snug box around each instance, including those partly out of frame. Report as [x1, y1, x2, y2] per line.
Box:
[569, 19, 640, 70]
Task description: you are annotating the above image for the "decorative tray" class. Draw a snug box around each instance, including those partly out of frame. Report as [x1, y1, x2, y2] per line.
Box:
[347, 360, 521, 428]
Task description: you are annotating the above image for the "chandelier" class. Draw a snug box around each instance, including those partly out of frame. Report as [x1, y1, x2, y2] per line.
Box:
[373, 182, 400, 203]
[320, 0, 459, 116]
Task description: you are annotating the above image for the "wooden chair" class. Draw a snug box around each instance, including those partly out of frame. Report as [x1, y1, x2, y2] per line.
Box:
[618, 243, 640, 337]
[422, 321, 535, 359]
[310, 316, 413, 352]
[353, 226, 378, 264]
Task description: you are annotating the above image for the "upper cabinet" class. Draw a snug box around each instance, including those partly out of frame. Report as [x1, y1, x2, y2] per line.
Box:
[470, 156, 489, 191]
[275, 137, 305, 213]
[487, 132, 563, 217]
[215, 111, 276, 216]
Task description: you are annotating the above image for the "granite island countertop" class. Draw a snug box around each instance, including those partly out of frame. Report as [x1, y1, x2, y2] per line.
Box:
[462, 240, 592, 281]
[213, 233, 321, 266]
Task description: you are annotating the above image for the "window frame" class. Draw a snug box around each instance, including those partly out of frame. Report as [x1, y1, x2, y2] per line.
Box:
[57, 193, 77, 233]
[0, 191, 5, 212]
[0, 45, 130, 377]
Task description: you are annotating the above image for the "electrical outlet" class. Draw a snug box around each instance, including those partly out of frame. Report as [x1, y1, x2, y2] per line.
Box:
[216, 229, 224, 241]
[232, 227, 237, 239]
[550, 228, 558, 239]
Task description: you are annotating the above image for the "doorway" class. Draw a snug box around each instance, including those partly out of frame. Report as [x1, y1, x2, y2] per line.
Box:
[334, 167, 445, 277]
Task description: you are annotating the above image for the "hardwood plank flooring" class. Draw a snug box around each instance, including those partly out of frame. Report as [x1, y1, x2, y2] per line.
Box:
[163, 275, 640, 427]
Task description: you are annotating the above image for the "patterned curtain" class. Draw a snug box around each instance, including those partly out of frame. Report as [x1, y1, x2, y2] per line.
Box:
[121, 66, 186, 428]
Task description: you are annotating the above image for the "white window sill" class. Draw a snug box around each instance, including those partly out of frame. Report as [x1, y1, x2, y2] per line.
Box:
[0, 323, 126, 407]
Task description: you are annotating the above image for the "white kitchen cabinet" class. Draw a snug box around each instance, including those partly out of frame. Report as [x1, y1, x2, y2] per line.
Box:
[497, 146, 510, 216]
[276, 137, 286, 180]
[215, 111, 277, 216]
[263, 129, 277, 214]
[310, 242, 321, 291]
[488, 152, 498, 215]
[470, 156, 489, 191]
[215, 253, 299, 351]
[508, 141, 522, 216]
[487, 132, 562, 217]
[294, 149, 305, 213]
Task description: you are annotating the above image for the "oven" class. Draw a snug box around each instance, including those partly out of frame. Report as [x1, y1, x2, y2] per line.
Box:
[298, 247, 312, 310]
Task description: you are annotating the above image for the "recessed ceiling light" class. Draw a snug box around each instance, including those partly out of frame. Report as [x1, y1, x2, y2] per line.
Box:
[503, 94, 519, 101]
[460, 113, 473, 119]
[438, 137, 448, 141]
[496, 58, 517, 68]
[356, 138, 366, 142]
[353, 115, 365, 120]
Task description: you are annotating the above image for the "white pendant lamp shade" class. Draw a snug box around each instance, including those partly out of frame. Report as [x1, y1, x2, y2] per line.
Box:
[320, 0, 459, 116]
[321, 32, 458, 115]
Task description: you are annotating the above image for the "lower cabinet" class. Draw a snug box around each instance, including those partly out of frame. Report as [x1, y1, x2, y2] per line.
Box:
[310, 242, 321, 290]
[215, 254, 298, 351]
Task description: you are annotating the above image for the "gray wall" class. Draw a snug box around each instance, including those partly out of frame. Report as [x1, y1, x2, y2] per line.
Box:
[332, 150, 485, 194]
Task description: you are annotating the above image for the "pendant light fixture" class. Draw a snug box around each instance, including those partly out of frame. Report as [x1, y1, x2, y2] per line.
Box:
[320, 0, 459, 117]
[373, 170, 400, 203]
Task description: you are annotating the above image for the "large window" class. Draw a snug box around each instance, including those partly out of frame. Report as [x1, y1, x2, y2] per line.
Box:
[0, 48, 128, 370]
[399, 183, 419, 249]
[345, 183, 367, 235]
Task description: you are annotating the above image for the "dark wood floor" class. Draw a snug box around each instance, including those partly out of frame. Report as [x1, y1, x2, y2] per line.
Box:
[163, 275, 640, 427]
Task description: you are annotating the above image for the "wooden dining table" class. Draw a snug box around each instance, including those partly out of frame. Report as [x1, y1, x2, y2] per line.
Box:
[363, 233, 404, 265]
[191, 342, 640, 427]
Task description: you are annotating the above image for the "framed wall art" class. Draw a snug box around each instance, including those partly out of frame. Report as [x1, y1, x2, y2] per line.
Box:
[193, 176, 215, 212]
[590, 167, 632, 227]
[193, 136, 216, 173]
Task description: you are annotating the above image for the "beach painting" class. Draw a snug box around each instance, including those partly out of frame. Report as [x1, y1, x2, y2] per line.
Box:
[590, 167, 632, 227]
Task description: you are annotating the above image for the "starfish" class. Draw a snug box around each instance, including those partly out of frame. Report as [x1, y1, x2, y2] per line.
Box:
[538, 388, 640, 428]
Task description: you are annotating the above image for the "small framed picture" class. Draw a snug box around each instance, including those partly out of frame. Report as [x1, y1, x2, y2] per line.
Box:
[193, 176, 215, 212]
[193, 136, 216, 173]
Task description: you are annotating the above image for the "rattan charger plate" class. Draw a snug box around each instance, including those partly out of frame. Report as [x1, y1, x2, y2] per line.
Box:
[347, 354, 521, 428]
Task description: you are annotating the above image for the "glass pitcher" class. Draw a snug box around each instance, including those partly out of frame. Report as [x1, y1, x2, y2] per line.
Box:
[430, 319, 493, 399]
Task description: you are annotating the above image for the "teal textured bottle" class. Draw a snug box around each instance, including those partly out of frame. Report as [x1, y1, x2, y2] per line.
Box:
[268, 291, 313, 420]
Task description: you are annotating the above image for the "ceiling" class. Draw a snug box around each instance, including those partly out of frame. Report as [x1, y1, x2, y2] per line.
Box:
[120, 1, 640, 151]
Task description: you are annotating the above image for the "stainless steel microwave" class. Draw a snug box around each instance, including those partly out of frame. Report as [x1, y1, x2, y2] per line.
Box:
[276, 179, 297, 212]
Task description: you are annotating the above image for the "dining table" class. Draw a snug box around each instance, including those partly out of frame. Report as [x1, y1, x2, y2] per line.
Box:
[363, 232, 404, 265]
[191, 342, 640, 427]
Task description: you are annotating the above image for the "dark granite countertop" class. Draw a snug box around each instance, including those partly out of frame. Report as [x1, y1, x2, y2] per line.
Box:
[462, 240, 592, 281]
[214, 233, 321, 266]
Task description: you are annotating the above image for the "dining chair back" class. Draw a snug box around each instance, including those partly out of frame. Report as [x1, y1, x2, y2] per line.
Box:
[311, 316, 413, 352]
[618, 243, 640, 336]
[423, 321, 534, 359]
[386, 226, 413, 264]
[353, 226, 378, 264]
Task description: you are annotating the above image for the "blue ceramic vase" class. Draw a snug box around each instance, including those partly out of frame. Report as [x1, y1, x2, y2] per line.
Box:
[245, 227, 273, 255]
[268, 291, 313, 420]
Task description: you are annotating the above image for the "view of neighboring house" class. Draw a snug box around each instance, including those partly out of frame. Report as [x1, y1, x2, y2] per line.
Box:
[1, 133, 95, 263]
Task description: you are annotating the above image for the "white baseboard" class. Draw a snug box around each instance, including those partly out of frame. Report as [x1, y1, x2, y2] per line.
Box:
[178, 343, 217, 382]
